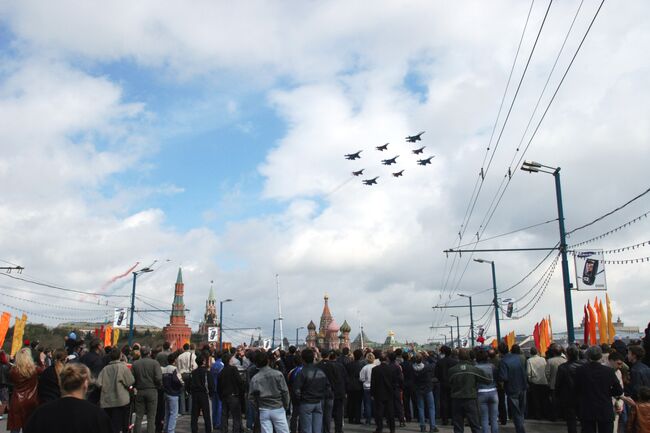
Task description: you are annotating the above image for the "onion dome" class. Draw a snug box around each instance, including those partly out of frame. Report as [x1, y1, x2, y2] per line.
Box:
[327, 320, 339, 333]
[340, 320, 351, 333]
[307, 320, 316, 330]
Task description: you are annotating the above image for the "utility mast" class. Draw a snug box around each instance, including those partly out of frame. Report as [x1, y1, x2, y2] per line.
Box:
[276, 274, 284, 350]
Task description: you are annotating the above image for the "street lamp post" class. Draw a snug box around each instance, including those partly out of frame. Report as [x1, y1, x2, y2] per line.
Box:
[128, 267, 154, 347]
[219, 299, 232, 351]
[295, 327, 304, 347]
[450, 315, 461, 348]
[474, 259, 501, 343]
[272, 319, 277, 349]
[459, 294, 475, 347]
[448, 325, 454, 348]
[521, 161, 574, 343]
[439, 334, 448, 345]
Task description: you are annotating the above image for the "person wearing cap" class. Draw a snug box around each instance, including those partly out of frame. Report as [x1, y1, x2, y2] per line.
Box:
[575, 345, 623, 433]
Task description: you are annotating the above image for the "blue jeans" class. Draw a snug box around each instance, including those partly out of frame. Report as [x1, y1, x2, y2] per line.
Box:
[246, 400, 256, 429]
[259, 407, 289, 433]
[299, 402, 323, 433]
[362, 389, 373, 423]
[478, 390, 498, 433]
[164, 394, 179, 433]
[211, 395, 222, 428]
[416, 390, 436, 429]
[506, 392, 526, 433]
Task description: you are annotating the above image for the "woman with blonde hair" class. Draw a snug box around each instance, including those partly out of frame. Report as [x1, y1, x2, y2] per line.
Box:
[7, 347, 40, 432]
[25, 363, 111, 433]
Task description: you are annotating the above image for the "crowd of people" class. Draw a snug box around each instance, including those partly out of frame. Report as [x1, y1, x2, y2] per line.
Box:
[0, 327, 649, 433]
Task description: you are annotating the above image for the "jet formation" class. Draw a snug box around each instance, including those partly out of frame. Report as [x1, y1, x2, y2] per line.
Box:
[345, 131, 435, 186]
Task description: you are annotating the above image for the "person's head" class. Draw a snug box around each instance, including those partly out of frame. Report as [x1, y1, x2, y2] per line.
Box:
[458, 348, 470, 362]
[163, 341, 171, 351]
[476, 349, 488, 364]
[628, 345, 645, 364]
[549, 343, 561, 357]
[373, 349, 382, 360]
[183, 343, 190, 352]
[59, 363, 91, 397]
[328, 351, 337, 361]
[566, 344, 579, 363]
[15, 347, 35, 378]
[254, 350, 269, 368]
[301, 348, 315, 365]
[52, 348, 68, 366]
[498, 342, 509, 355]
[132, 349, 141, 360]
[140, 346, 151, 358]
[353, 349, 363, 361]
[586, 345, 603, 362]
[511, 344, 521, 355]
[342, 347, 350, 356]
[608, 351, 625, 370]
[89, 339, 101, 353]
[414, 355, 423, 364]
[365, 352, 375, 364]
[288, 345, 297, 355]
[440, 345, 451, 356]
[638, 387, 650, 403]
[293, 354, 303, 366]
[395, 348, 403, 357]
[109, 347, 122, 362]
[388, 352, 397, 363]
[530, 347, 538, 356]
[168, 352, 178, 366]
[222, 353, 232, 365]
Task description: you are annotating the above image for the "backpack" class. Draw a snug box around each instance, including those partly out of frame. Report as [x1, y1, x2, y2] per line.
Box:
[163, 368, 184, 395]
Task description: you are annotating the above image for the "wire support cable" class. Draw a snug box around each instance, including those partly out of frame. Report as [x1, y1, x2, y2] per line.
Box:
[0, 273, 130, 298]
[569, 211, 650, 248]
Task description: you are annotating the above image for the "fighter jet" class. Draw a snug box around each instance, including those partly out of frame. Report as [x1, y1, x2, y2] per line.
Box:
[382, 155, 399, 165]
[345, 151, 362, 160]
[376, 143, 389, 151]
[352, 169, 364, 176]
[417, 156, 435, 166]
[406, 131, 425, 143]
[412, 146, 426, 155]
[392, 170, 404, 177]
[362, 177, 379, 185]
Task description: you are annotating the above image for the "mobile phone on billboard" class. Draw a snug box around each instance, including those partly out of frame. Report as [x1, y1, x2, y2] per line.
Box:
[582, 258, 599, 286]
[116, 311, 125, 326]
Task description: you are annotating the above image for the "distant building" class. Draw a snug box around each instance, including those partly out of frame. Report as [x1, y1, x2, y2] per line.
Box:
[305, 295, 350, 351]
[198, 281, 218, 339]
[162, 268, 192, 350]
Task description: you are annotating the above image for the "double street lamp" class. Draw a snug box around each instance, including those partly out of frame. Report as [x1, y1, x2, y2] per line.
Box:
[128, 267, 154, 346]
[219, 299, 233, 351]
[521, 160, 574, 343]
[474, 258, 501, 343]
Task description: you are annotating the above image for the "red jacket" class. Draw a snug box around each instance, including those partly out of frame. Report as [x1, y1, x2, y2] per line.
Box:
[7, 367, 39, 430]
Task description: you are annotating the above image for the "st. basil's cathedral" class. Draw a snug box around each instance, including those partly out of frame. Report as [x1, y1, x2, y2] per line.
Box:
[305, 295, 351, 350]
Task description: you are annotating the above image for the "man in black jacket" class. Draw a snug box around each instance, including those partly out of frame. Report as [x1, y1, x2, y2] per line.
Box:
[371, 354, 399, 433]
[434, 346, 458, 426]
[295, 349, 331, 433]
[319, 351, 347, 433]
[555, 345, 586, 433]
[345, 349, 365, 424]
[218, 353, 245, 433]
[191, 354, 216, 433]
[401, 352, 416, 424]
[575, 346, 623, 433]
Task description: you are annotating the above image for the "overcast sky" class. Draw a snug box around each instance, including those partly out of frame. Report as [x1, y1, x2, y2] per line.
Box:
[0, 1, 648, 345]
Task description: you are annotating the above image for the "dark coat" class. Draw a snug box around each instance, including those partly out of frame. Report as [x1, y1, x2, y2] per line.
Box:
[434, 355, 458, 389]
[319, 360, 347, 399]
[191, 366, 216, 396]
[629, 361, 650, 400]
[294, 364, 331, 404]
[345, 359, 364, 392]
[37, 365, 61, 404]
[80, 351, 105, 378]
[370, 362, 398, 402]
[217, 364, 244, 399]
[414, 363, 435, 394]
[498, 353, 528, 395]
[555, 360, 586, 405]
[575, 361, 623, 422]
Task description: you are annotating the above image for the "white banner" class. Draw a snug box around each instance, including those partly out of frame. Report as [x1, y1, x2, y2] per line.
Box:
[113, 308, 128, 329]
[208, 327, 219, 342]
[574, 250, 607, 291]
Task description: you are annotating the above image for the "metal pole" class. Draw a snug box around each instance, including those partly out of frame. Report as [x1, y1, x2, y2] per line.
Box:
[491, 262, 502, 343]
[271, 319, 276, 349]
[219, 301, 224, 351]
[128, 272, 137, 347]
[449, 325, 454, 348]
[296, 328, 299, 347]
[554, 168, 575, 343]
[276, 274, 284, 350]
[455, 316, 461, 348]
[468, 296, 475, 347]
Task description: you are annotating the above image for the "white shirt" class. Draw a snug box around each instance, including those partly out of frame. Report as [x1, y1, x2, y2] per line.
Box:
[359, 363, 376, 390]
[176, 351, 197, 375]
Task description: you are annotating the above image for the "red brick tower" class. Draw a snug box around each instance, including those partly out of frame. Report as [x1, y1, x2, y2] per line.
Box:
[163, 268, 192, 350]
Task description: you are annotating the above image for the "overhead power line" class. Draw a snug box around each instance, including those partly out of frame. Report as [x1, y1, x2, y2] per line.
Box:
[0, 273, 130, 298]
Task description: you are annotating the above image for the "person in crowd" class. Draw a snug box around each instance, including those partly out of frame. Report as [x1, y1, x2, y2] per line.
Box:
[435, 346, 458, 426]
[154, 343, 171, 433]
[371, 354, 399, 433]
[575, 345, 623, 433]
[487, 349, 507, 426]
[156, 342, 172, 367]
[388, 351, 406, 427]
[161, 352, 184, 433]
[475, 349, 498, 433]
[345, 349, 364, 425]
[294, 348, 330, 433]
[608, 351, 627, 433]
[320, 351, 347, 433]
[287, 354, 304, 433]
[525, 347, 548, 420]
[497, 343, 527, 433]
[545, 343, 567, 422]
[0, 351, 9, 421]
[401, 352, 416, 424]
[245, 350, 260, 432]
[628, 346, 650, 401]
[177, 343, 197, 416]
[555, 344, 585, 433]
[360, 352, 377, 425]
[210, 351, 225, 430]
[448, 348, 490, 433]
[24, 363, 112, 433]
[643, 323, 650, 367]
[249, 351, 290, 433]
[190, 353, 215, 433]
[624, 386, 650, 433]
[218, 352, 244, 433]
[133, 346, 163, 433]
[97, 347, 136, 433]
[37, 348, 67, 404]
[80, 338, 106, 404]
[413, 353, 439, 433]
[7, 347, 40, 433]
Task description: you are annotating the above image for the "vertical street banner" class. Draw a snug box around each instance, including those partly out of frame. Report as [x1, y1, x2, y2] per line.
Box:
[574, 250, 607, 291]
[10, 313, 27, 357]
[112, 328, 120, 346]
[104, 325, 113, 348]
[0, 312, 11, 349]
[113, 308, 127, 329]
[208, 327, 219, 342]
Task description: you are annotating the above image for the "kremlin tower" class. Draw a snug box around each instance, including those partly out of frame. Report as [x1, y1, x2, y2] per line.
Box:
[162, 268, 192, 350]
[198, 281, 218, 338]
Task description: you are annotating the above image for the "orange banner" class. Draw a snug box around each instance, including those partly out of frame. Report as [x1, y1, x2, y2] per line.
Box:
[104, 325, 112, 348]
[10, 313, 27, 357]
[0, 312, 11, 349]
[606, 294, 615, 344]
[112, 328, 120, 347]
